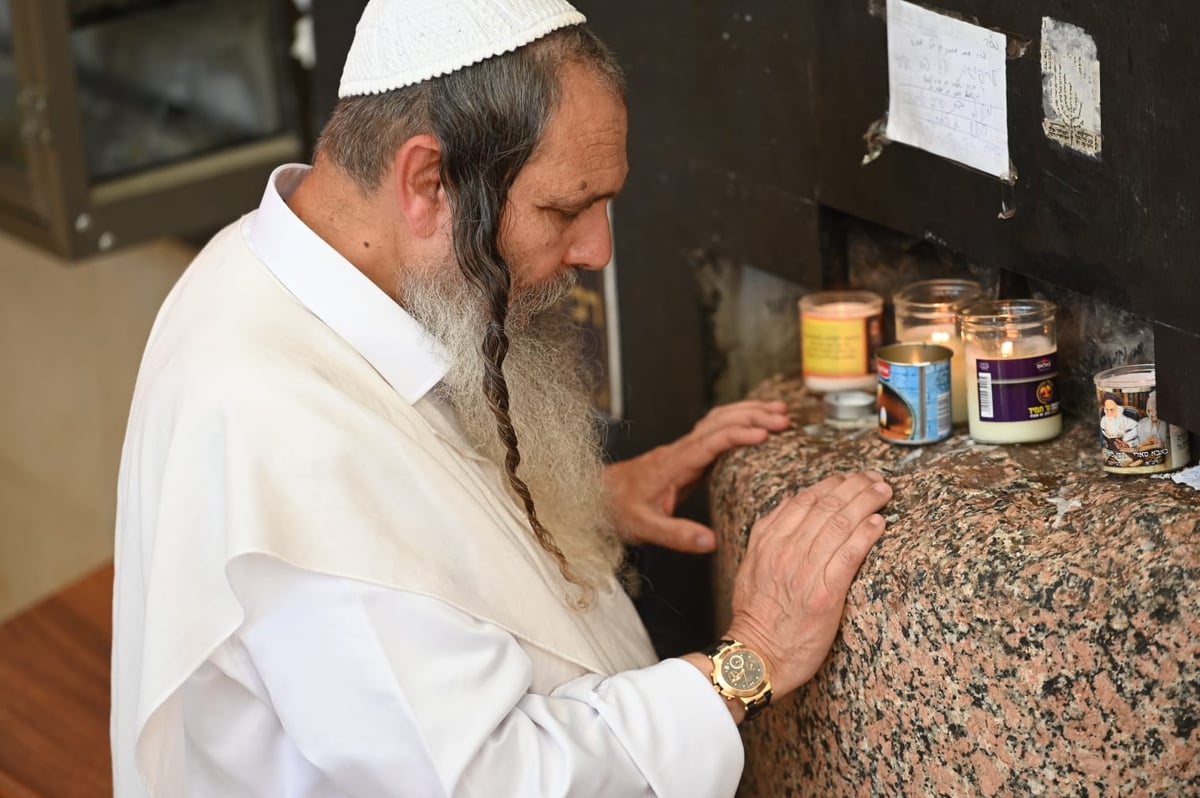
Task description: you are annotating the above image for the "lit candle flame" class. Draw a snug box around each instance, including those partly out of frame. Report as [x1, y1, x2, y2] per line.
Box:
[930, 331, 951, 343]
[1001, 340, 1014, 357]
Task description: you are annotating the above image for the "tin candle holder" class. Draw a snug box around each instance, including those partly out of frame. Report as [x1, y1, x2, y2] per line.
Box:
[799, 290, 884, 393]
[893, 278, 983, 425]
[959, 299, 1062, 444]
[876, 342, 954, 445]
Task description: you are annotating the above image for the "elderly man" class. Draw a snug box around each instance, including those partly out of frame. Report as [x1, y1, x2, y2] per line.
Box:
[111, 1, 893, 795]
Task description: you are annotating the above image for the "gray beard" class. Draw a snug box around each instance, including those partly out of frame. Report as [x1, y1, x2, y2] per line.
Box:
[397, 261, 622, 590]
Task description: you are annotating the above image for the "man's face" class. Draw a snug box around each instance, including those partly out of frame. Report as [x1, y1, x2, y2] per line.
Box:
[399, 211, 623, 588]
[1103, 399, 1120, 417]
[394, 64, 630, 588]
[499, 63, 629, 292]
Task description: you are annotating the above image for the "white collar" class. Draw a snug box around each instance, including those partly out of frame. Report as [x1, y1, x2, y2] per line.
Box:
[245, 163, 448, 405]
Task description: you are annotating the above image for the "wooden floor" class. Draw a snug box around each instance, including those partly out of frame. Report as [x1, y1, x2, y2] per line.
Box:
[0, 564, 113, 798]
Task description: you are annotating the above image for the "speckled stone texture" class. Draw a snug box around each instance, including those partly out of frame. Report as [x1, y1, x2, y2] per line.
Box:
[710, 375, 1199, 797]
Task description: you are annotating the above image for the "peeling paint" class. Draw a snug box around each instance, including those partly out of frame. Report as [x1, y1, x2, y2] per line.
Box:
[998, 178, 1018, 219]
[922, 230, 950, 248]
[1007, 37, 1031, 60]
[861, 116, 890, 166]
[693, 254, 808, 405]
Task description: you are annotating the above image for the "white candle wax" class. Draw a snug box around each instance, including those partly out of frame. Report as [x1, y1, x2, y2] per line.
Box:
[965, 334, 1062, 443]
[811, 301, 874, 315]
[895, 322, 968, 424]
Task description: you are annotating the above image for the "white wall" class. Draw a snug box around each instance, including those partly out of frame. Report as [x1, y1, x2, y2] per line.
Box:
[0, 232, 193, 620]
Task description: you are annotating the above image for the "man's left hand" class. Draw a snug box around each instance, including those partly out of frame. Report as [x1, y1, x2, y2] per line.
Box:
[603, 400, 790, 553]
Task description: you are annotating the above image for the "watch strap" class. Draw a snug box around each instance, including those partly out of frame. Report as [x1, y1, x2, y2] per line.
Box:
[703, 638, 736, 657]
[742, 687, 772, 722]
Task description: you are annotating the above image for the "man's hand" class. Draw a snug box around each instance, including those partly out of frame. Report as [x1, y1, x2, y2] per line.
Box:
[724, 472, 892, 698]
[603, 400, 790, 553]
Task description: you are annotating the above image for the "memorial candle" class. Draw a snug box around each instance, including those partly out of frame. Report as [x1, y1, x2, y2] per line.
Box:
[893, 279, 983, 424]
[959, 299, 1062, 444]
[799, 290, 884, 393]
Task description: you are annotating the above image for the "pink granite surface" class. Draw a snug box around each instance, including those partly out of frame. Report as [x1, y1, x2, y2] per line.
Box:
[710, 375, 1199, 797]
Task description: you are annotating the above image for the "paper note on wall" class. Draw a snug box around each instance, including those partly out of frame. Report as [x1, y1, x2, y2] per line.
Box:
[1041, 17, 1101, 158]
[885, 0, 1011, 179]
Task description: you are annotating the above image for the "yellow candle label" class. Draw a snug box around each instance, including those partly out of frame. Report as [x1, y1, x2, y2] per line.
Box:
[801, 315, 879, 377]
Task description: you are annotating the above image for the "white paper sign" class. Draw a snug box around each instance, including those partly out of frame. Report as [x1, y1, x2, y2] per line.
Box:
[885, 0, 1011, 179]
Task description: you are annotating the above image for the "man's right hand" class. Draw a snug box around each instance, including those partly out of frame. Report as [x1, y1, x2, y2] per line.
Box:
[723, 471, 892, 699]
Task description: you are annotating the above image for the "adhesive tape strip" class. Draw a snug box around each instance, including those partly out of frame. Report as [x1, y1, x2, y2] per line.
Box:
[823, 391, 876, 421]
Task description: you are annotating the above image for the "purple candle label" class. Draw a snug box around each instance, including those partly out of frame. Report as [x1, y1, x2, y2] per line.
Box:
[975, 352, 1060, 422]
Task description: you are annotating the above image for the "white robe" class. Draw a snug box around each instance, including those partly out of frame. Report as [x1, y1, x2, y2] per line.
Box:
[111, 165, 742, 797]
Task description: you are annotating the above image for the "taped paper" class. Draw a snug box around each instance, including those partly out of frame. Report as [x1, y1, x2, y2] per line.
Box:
[885, 0, 1011, 179]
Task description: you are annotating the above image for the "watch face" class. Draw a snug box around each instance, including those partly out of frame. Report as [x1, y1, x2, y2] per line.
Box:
[720, 649, 765, 691]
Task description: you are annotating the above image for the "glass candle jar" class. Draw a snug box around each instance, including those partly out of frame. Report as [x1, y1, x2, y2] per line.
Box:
[959, 299, 1062, 443]
[799, 290, 884, 393]
[893, 279, 983, 425]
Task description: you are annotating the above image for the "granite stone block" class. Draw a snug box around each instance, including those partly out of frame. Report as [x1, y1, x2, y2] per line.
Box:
[710, 375, 1199, 797]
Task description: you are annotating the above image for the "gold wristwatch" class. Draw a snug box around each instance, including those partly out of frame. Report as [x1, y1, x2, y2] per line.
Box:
[704, 639, 772, 721]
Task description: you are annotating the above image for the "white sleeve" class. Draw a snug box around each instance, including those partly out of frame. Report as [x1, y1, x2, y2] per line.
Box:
[230, 558, 744, 798]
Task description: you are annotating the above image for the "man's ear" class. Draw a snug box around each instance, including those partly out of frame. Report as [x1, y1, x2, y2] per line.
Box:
[392, 134, 447, 239]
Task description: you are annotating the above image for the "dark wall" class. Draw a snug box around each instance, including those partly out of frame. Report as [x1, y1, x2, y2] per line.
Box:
[309, 0, 366, 145]
[584, 2, 825, 655]
[309, 1, 1199, 655]
[585, 2, 823, 444]
[587, 0, 1200, 650]
[591, 0, 1199, 440]
[806, 0, 1199, 434]
[311, 1, 1198, 440]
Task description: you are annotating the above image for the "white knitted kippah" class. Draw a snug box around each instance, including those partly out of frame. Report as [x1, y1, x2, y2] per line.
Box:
[338, 0, 587, 98]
